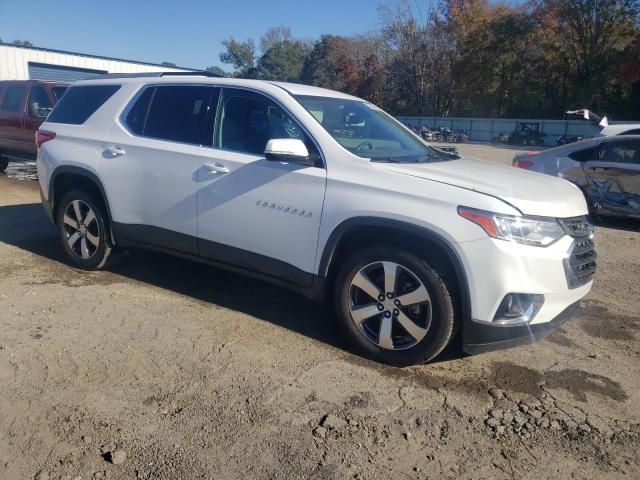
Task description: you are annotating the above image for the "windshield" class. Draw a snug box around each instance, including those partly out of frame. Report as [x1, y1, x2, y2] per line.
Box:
[295, 95, 457, 162]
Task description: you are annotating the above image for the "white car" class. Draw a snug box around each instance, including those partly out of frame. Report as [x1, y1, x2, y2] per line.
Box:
[513, 136, 640, 219]
[37, 73, 596, 365]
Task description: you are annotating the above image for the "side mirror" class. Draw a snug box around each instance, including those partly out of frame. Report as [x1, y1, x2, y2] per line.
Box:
[264, 139, 312, 165]
[29, 102, 52, 118]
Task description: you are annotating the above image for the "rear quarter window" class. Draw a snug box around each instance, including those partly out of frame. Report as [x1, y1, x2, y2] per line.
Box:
[568, 147, 598, 162]
[47, 85, 120, 125]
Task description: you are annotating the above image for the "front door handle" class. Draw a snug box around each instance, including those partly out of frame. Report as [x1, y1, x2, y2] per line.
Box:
[204, 162, 229, 174]
[103, 146, 126, 157]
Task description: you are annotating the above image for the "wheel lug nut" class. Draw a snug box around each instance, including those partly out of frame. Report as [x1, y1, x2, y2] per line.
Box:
[386, 292, 393, 299]
[377, 304, 384, 311]
[394, 299, 400, 306]
[393, 309, 399, 316]
[378, 294, 385, 301]
[384, 311, 391, 318]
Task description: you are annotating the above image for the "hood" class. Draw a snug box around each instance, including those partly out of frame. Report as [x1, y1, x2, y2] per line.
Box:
[379, 158, 588, 218]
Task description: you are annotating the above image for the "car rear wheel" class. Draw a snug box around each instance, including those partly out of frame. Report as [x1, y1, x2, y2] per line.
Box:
[334, 247, 456, 366]
[56, 190, 112, 270]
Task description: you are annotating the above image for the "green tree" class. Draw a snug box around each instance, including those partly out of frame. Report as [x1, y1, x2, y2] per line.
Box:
[206, 65, 228, 77]
[160, 61, 177, 67]
[12, 40, 33, 46]
[256, 40, 310, 81]
[301, 35, 361, 94]
[219, 38, 256, 77]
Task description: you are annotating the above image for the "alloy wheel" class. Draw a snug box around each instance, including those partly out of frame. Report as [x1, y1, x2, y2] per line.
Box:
[348, 261, 432, 351]
[62, 200, 100, 260]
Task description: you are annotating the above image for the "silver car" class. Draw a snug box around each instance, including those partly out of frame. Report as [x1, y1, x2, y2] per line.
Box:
[513, 136, 640, 219]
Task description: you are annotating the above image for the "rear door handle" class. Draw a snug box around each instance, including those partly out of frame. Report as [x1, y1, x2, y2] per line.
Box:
[103, 146, 126, 157]
[204, 162, 229, 174]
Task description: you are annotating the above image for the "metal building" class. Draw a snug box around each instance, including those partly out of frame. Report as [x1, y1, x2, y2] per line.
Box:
[0, 42, 195, 82]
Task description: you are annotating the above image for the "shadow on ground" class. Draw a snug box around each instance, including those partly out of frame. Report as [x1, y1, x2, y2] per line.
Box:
[0, 201, 464, 364]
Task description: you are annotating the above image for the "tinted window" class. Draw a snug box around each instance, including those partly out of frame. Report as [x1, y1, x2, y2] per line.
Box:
[28, 86, 53, 118]
[620, 129, 640, 135]
[52, 86, 68, 101]
[125, 87, 154, 135]
[568, 147, 597, 162]
[143, 86, 214, 145]
[47, 85, 120, 125]
[1, 85, 26, 112]
[597, 140, 640, 164]
[217, 89, 317, 157]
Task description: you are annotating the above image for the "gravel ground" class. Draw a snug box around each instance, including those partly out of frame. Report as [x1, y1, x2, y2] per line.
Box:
[0, 144, 639, 480]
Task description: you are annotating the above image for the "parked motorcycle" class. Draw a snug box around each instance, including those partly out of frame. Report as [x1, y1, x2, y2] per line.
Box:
[555, 135, 584, 146]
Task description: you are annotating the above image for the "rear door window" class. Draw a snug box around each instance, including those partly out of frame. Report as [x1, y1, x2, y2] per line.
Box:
[597, 140, 640, 165]
[125, 87, 155, 136]
[28, 86, 53, 118]
[141, 85, 216, 145]
[47, 85, 120, 125]
[1, 85, 26, 112]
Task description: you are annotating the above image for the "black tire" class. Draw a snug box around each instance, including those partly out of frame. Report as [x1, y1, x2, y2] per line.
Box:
[56, 189, 112, 270]
[333, 247, 456, 366]
[0, 155, 8, 173]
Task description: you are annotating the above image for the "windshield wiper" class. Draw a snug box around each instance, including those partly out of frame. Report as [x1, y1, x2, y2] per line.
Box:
[371, 155, 437, 163]
[414, 155, 440, 163]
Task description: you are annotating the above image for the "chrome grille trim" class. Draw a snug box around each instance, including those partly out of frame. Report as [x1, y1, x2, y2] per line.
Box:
[558, 216, 594, 238]
[559, 216, 596, 288]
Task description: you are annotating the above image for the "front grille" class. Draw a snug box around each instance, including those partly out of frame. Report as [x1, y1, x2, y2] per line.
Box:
[559, 216, 597, 288]
[558, 216, 593, 238]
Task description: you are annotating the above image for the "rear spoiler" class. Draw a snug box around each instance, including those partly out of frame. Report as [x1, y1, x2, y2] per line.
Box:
[566, 109, 609, 128]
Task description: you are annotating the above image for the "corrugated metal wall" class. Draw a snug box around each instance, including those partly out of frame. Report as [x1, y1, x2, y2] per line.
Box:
[0, 44, 193, 81]
[27, 62, 107, 82]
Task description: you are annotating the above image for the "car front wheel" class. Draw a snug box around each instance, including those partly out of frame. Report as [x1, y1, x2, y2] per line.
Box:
[334, 247, 456, 366]
[56, 190, 112, 270]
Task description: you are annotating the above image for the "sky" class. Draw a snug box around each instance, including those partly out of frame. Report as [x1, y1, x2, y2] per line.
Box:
[0, 0, 401, 70]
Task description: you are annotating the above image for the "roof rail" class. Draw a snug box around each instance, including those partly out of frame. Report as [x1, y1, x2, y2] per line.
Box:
[91, 71, 223, 80]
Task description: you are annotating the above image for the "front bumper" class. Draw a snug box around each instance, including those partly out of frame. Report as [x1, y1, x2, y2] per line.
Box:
[462, 301, 580, 354]
[454, 230, 593, 354]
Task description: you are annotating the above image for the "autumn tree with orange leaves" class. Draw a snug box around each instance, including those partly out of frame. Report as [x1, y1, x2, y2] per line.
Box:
[218, 0, 640, 119]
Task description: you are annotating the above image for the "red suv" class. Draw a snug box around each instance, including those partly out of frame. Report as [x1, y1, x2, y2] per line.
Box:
[0, 80, 68, 173]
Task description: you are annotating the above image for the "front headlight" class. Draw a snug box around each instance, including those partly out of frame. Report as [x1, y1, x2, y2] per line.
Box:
[458, 206, 565, 247]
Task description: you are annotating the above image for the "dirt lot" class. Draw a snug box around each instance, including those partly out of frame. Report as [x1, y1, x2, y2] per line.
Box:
[1, 146, 639, 480]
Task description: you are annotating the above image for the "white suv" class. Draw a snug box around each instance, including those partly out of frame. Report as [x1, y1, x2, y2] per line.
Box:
[37, 73, 596, 366]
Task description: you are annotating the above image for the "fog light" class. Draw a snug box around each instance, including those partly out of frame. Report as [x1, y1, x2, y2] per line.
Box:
[492, 293, 544, 326]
